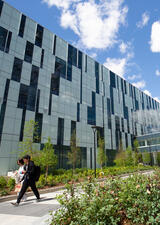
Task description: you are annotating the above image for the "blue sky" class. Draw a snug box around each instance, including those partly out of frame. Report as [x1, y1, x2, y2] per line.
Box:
[5, 0, 160, 102]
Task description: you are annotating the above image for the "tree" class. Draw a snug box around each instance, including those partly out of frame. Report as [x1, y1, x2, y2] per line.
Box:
[125, 146, 134, 166]
[114, 140, 126, 167]
[97, 137, 107, 170]
[39, 137, 57, 181]
[133, 139, 140, 166]
[143, 151, 151, 165]
[67, 130, 81, 174]
[18, 120, 40, 159]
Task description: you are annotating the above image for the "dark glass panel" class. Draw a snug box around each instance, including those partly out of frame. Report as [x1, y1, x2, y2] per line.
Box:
[57, 118, 64, 145]
[53, 35, 56, 55]
[90, 148, 92, 169]
[0, 26, 7, 51]
[11, 57, 23, 82]
[18, 14, 26, 38]
[68, 44, 77, 67]
[51, 72, 60, 95]
[35, 24, 43, 48]
[27, 87, 37, 111]
[77, 103, 80, 122]
[55, 56, 66, 79]
[95, 62, 99, 94]
[19, 109, 26, 141]
[78, 51, 82, 69]
[24, 41, 34, 63]
[30, 65, 39, 88]
[18, 84, 28, 109]
[110, 71, 116, 88]
[67, 63, 72, 81]
[0, 1, 4, 17]
[40, 49, 44, 68]
[34, 113, 43, 143]
[5, 31, 12, 53]
[71, 120, 76, 135]
[121, 118, 124, 132]
[0, 79, 10, 145]
[125, 133, 128, 148]
[85, 55, 87, 72]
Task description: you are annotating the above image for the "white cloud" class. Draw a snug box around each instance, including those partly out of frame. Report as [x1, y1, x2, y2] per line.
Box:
[143, 89, 152, 96]
[119, 42, 128, 54]
[150, 21, 160, 52]
[136, 12, 149, 28]
[127, 74, 141, 81]
[89, 52, 97, 59]
[104, 57, 127, 78]
[43, 0, 128, 49]
[154, 97, 160, 103]
[132, 80, 146, 89]
[42, 0, 79, 10]
[103, 50, 133, 78]
[156, 69, 160, 76]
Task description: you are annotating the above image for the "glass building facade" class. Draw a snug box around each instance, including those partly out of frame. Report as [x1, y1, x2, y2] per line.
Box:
[0, 1, 160, 174]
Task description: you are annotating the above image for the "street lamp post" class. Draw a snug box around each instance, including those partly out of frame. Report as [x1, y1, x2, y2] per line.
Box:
[91, 125, 101, 178]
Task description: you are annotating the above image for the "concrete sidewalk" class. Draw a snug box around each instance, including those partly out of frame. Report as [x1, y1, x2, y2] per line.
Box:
[0, 190, 64, 225]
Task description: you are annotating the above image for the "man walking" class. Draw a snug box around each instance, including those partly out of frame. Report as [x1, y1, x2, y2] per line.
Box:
[11, 155, 40, 206]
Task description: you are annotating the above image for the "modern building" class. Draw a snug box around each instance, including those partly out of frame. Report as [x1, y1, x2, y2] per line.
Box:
[0, 0, 160, 174]
[137, 132, 160, 164]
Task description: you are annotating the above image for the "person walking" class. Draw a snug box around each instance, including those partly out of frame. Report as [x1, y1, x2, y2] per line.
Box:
[14, 158, 27, 201]
[11, 155, 40, 206]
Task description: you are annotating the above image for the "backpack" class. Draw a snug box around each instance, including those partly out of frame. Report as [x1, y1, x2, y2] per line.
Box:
[34, 165, 41, 181]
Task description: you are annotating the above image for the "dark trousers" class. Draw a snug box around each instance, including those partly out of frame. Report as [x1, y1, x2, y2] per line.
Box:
[17, 179, 40, 203]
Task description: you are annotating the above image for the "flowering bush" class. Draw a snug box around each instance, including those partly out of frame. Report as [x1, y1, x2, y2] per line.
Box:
[51, 169, 160, 225]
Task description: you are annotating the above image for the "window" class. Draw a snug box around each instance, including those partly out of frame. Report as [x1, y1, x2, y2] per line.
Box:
[24, 41, 34, 63]
[34, 113, 43, 143]
[30, 65, 39, 88]
[77, 103, 80, 122]
[85, 55, 87, 72]
[5, 31, 12, 53]
[11, 57, 23, 82]
[40, 49, 44, 68]
[78, 51, 82, 69]
[50, 72, 60, 95]
[71, 121, 76, 136]
[19, 109, 26, 141]
[95, 62, 99, 94]
[18, 84, 28, 109]
[67, 63, 72, 81]
[0, 79, 10, 144]
[55, 56, 66, 79]
[125, 133, 128, 148]
[18, 14, 26, 37]
[53, 35, 56, 55]
[68, 44, 77, 67]
[110, 71, 116, 88]
[27, 87, 37, 111]
[57, 118, 64, 145]
[35, 24, 43, 48]
[107, 98, 111, 115]
[90, 148, 92, 169]
[87, 92, 96, 125]
[0, 1, 3, 17]
[0, 26, 7, 51]
[121, 118, 124, 132]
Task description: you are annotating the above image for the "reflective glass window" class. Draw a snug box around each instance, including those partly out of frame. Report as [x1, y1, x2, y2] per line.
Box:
[35, 24, 43, 48]
[0, 26, 7, 51]
[24, 41, 34, 63]
[18, 14, 26, 38]
[11, 57, 23, 82]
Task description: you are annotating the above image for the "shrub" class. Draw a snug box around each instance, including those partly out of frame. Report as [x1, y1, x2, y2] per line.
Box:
[51, 170, 160, 225]
[0, 176, 7, 189]
[7, 178, 15, 191]
[36, 174, 46, 188]
[47, 175, 55, 187]
[0, 189, 9, 196]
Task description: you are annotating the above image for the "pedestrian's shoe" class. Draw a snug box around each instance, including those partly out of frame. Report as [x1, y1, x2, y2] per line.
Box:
[11, 202, 19, 206]
[36, 198, 41, 203]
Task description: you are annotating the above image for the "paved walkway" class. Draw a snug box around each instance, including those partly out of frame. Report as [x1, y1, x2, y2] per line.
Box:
[0, 170, 155, 225]
[0, 190, 64, 225]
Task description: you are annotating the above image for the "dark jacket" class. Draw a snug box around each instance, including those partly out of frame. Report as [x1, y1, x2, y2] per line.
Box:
[23, 160, 36, 181]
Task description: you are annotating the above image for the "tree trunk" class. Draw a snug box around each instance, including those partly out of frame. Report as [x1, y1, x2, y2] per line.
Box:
[45, 165, 48, 183]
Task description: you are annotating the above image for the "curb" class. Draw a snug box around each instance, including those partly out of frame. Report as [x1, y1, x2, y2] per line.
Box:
[0, 169, 155, 203]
